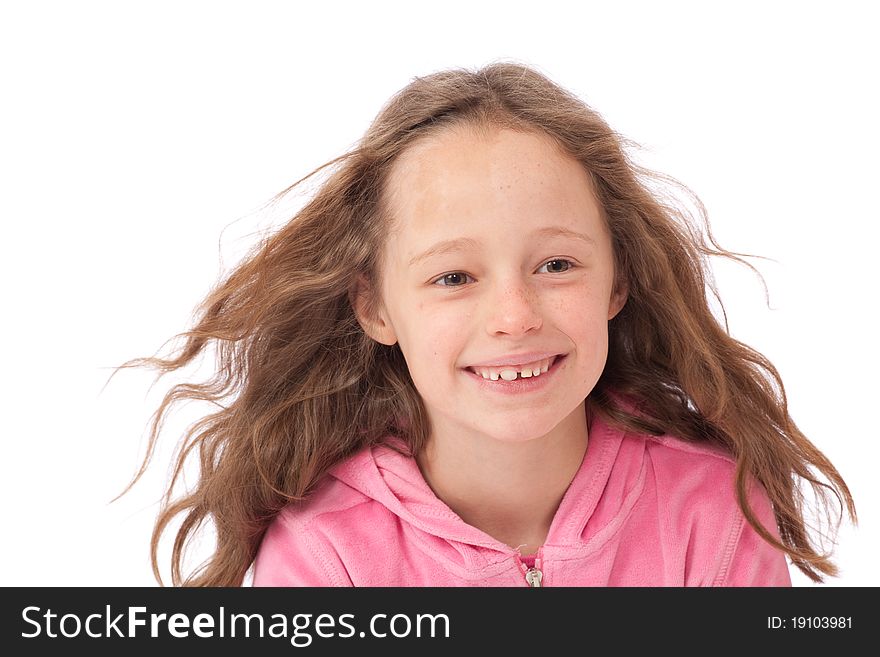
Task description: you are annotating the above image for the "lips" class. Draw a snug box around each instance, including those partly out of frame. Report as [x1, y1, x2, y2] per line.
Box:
[462, 353, 567, 393]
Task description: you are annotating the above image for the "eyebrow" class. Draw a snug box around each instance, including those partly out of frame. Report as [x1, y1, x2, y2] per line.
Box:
[407, 226, 596, 267]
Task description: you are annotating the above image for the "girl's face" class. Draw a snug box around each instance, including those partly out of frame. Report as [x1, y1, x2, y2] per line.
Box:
[359, 125, 626, 446]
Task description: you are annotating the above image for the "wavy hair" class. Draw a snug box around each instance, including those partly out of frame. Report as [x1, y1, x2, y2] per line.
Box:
[115, 61, 856, 585]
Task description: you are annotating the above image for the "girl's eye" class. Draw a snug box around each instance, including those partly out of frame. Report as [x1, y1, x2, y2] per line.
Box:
[537, 259, 573, 274]
[433, 272, 473, 287]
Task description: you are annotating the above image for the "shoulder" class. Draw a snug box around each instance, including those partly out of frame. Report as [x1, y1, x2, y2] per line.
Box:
[252, 475, 386, 587]
[279, 472, 377, 528]
[641, 432, 738, 492]
[626, 430, 742, 518]
[644, 430, 736, 467]
[599, 393, 740, 502]
[639, 431, 767, 521]
[638, 431, 775, 525]
[635, 432, 790, 585]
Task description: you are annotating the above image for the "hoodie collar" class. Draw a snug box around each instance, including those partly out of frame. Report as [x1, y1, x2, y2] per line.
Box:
[328, 401, 640, 554]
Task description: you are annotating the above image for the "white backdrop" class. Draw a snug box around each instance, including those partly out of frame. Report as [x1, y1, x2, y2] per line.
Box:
[1, 0, 876, 586]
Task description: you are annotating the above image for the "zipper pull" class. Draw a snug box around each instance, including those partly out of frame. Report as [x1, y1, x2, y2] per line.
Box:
[525, 566, 543, 587]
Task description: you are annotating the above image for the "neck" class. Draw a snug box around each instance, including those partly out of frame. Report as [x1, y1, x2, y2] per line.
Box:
[416, 401, 590, 555]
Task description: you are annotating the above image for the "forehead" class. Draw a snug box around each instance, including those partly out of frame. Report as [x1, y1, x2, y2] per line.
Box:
[383, 125, 603, 243]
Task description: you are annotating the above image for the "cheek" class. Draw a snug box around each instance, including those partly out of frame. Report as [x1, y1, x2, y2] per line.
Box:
[427, 312, 467, 355]
[419, 299, 469, 328]
[401, 304, 466, 369]
[569, 299, 611, 350]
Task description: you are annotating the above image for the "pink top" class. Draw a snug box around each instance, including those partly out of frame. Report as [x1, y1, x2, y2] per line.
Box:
[253, 405, 792, 587]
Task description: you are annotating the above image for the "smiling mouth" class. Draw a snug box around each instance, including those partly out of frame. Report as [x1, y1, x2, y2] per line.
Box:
[465, 354, 565, 381]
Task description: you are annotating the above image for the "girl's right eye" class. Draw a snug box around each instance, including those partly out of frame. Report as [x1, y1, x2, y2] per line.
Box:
[432, 272, 473, 287]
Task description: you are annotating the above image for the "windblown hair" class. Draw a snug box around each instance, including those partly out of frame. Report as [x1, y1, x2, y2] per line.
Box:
[116, 61, 855, 586]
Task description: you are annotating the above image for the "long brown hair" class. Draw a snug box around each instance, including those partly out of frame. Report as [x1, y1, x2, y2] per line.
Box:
[114, 61, 856, 586]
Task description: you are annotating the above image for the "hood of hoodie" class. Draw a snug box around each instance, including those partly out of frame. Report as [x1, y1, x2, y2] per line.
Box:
[326, 398, 649, 569]
[253, 390, 792, 586]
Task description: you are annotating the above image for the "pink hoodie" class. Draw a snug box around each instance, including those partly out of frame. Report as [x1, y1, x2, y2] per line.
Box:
[253, 407, 792, 587]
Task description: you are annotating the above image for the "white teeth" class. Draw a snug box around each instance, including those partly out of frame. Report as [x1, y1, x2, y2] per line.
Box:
[472, 356, 555, 381]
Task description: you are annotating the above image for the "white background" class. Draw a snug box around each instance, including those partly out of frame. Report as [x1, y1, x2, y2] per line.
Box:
[1, 0, 876, 586]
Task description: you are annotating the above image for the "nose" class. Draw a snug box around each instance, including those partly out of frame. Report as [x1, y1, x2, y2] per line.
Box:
[484, 276, 543, 337]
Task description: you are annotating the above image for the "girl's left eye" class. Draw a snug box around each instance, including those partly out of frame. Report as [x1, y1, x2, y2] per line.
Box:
[431, 259, 574, 286]
[537, 259, 573, 274]
[433, 272, 473, 287]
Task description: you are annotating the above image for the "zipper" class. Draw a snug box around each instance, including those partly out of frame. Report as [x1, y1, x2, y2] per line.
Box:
[518, 549, 545, 587]
[524, 566, 543, 587]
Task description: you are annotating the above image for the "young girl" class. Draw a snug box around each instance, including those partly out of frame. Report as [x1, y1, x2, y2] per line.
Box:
[121, 62, 855, 586]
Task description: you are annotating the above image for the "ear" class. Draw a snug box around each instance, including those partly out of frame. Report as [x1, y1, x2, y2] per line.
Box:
[349, 273, 398, 346]
[607, 282, 628, 321]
